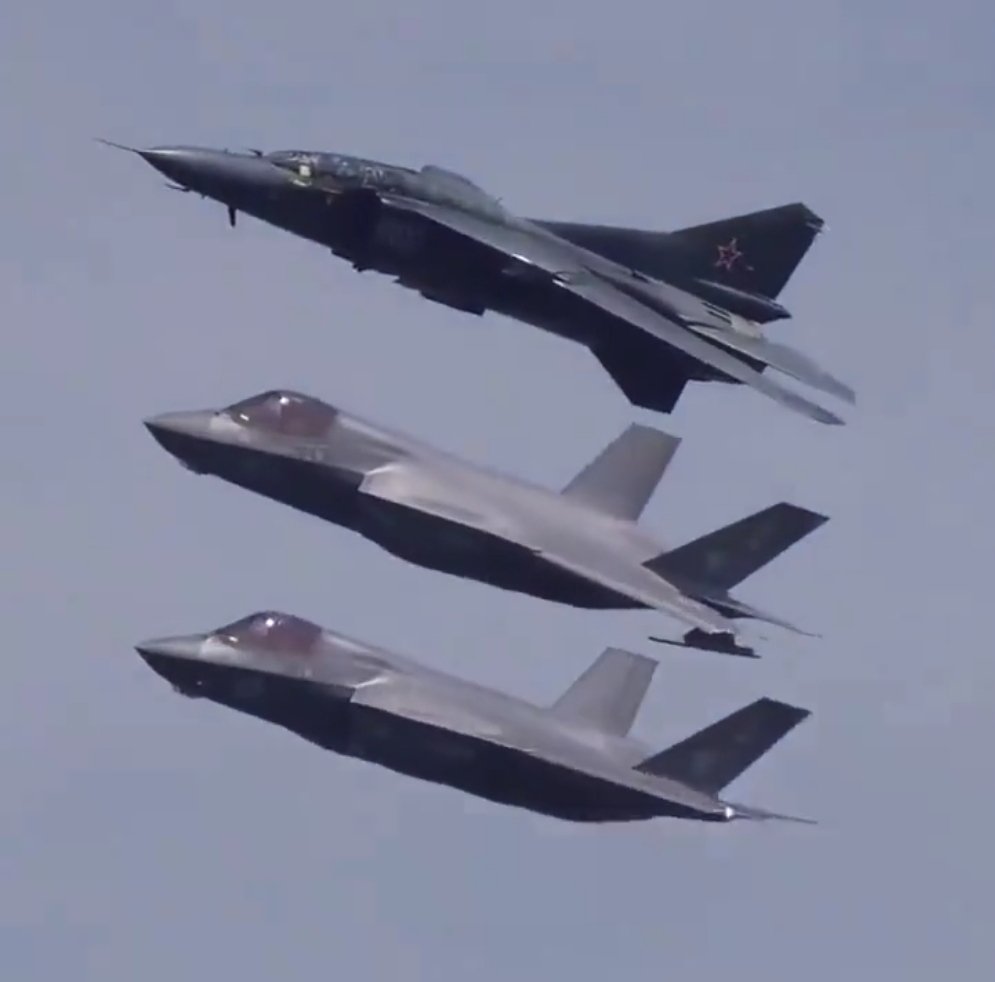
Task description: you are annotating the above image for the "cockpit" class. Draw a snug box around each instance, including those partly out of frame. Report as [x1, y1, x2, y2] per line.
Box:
[265, 149, 319, 179]
[221, 390, 340, 440]
[262, 150, 506, 219]
[210, 611, 324, 656]
[417, 164, 506, 218]
[265, 150, 416, 189]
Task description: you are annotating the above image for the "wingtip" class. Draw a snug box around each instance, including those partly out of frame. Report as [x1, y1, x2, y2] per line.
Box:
[824, 378, 857, 406]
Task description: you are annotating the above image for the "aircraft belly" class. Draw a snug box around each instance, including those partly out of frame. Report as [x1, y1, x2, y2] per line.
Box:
[353, 494, 638, 607]
[342, 704, 662, 822]
[483, 278, 605, 346]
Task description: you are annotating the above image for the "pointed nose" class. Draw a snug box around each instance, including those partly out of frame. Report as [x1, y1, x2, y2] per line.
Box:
[135, 634, 206, 663]
[130, 145, 284, 202]
[135, 634, 210, 695]
[143, 410, 214, 442]
[143, 410, 218, 472]
[136, 145, 234, 187]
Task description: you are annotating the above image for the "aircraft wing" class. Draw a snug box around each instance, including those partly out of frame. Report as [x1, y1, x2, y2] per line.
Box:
[382, 195, 843, 426]
[523, 742, 730, 819]
[531, 545, 745, 639]
[559, 276, 844, 425]
[685, 324, 855, 405]
[358, 462, 740, 638]
[382, 193, 582, 276]
[510, 737, 811, 822]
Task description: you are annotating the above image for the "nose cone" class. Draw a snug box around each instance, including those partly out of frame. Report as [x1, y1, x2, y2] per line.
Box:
[144, 410, 217, 467]
[136, 634, 211, 696]
[136, 145, 232, 187]
[135, 634, 205, 663]
[133, 145, 283, 202]
[144, 410, 214, 441]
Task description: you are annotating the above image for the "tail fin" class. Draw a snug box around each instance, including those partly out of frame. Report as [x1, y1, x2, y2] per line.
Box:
[549, 647, 658, 737]
[634, 697, 810, 793]
[561, 424, 680, 522]
[645, 503, 828, 592]
[669, 203, 825, 300]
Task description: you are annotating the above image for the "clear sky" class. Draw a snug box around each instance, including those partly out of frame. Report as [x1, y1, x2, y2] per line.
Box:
[4, 1, 994, 978]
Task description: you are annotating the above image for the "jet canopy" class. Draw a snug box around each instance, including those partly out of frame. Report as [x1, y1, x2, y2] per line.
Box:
[417, 164, 506, 218]
[263, 150, 505, 218]
[210, 611, 324, 656]
[222, 390, 339, 440]
[265, 150, 416, 190]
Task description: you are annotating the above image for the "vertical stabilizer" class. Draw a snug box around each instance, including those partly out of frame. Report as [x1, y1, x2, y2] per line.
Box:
[645, 503, 828, 592]
[634, 698, 810, 793]
[561, 424, 680, 521]
[550, 647, 658, 737]
[669, 202, 825, 300]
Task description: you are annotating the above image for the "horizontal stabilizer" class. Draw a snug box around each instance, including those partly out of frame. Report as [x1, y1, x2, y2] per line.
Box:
[645, 503, 829, 592]
[562, 424, 680, 521]
[550, 647, 658, 737]
[634, 697, 810, 793]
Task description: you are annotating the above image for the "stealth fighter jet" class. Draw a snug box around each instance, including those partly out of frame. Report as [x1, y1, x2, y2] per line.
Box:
[107, 140, 853, 425]
[136, 609, 813, 824]
[144, 389, 829, 656]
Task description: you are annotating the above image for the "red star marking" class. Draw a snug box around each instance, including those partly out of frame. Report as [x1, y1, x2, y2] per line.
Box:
[714, 237, 744, 271]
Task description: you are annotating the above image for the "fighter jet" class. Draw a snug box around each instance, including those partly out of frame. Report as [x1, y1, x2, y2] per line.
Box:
[144, 389, 829, 656]
[105, 140, 854, 426]
[136, 609, 813, 825]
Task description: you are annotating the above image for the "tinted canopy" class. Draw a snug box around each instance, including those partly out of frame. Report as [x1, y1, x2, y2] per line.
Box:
[266, 150, 414, 187]
[418, 164, 506, 218]
[222, 390, 339, 439]
[211, 611, 324, 656]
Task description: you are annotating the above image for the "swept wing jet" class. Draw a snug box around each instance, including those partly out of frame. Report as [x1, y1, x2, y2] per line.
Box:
[144, 389, 829, 656]
[106, 140, 854, 425]
[136, 609, 813, 825]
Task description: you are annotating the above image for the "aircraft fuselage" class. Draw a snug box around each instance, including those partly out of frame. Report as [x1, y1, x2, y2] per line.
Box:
[147, 416, 647, 611]
[211, 162, 724, 389]
[147, 649, 702, 823]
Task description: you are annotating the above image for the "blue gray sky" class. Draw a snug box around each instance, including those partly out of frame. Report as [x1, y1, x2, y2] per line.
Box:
[4, 1, 994, 978]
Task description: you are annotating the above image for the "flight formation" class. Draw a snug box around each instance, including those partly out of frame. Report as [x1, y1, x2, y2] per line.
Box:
[112, 139, 853, 827]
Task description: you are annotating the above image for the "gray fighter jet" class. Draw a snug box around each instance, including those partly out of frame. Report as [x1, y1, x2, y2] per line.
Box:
[144, 389, 829, 656]
[104, 140, 854, 425]
[136, 609, 813, 824]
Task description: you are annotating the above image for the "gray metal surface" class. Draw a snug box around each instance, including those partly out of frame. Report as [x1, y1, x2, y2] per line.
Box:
[106, 141, 854, 424]
[144, 390, 829, 653]
[136, 610, 812, 824]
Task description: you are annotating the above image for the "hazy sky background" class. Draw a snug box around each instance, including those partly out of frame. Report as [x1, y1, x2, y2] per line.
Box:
[4, 1, 994, 978]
